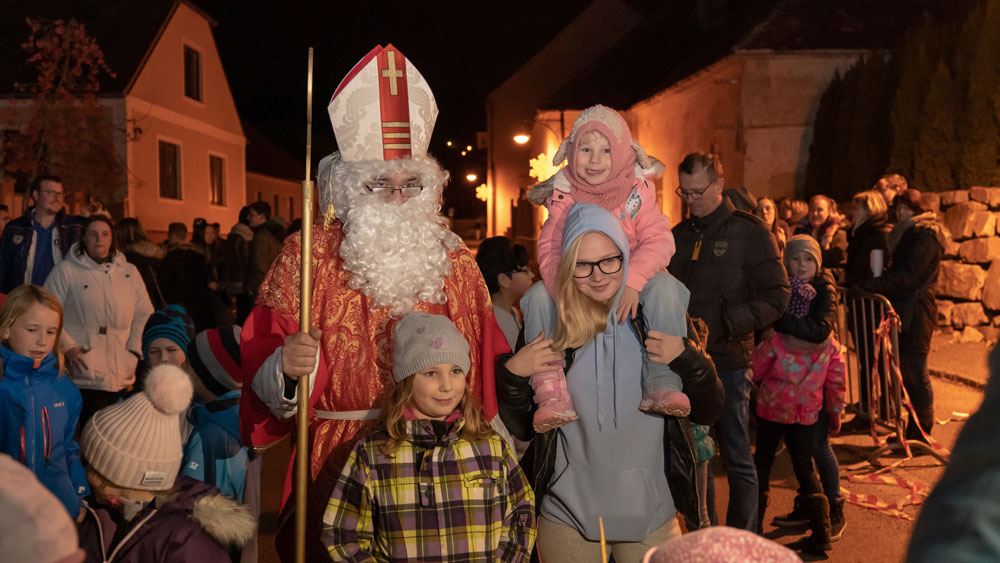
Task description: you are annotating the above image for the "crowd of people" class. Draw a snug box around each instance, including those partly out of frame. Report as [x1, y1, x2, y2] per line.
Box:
[0, 43, 977, 563]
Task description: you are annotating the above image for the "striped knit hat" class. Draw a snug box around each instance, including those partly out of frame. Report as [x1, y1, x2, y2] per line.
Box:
[81, 364, 192, 491]
[188, 326, 243, 399]
[142, 305, 195, 359]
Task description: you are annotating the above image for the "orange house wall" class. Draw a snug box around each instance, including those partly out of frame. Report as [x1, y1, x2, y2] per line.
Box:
[125, 2, 246, 233]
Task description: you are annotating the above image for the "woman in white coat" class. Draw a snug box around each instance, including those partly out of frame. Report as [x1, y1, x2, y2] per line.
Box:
[45, 215, 153, 425]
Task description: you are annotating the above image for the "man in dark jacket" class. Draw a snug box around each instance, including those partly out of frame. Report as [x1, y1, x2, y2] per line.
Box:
[244, 201, 284, 303]
[667, 153, 790, 531]
[0, 175, 83, 293]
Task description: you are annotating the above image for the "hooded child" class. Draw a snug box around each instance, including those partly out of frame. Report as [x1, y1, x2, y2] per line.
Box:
[0, 284, 89, 518]
[527, 105, 684, 431]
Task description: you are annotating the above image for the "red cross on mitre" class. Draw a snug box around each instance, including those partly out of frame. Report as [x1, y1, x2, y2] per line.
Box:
[331, 44, 427, 162]
[378, 45, 412, 159]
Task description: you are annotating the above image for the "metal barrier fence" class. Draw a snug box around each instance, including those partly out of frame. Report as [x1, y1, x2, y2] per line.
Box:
[837, 290, 947, 464]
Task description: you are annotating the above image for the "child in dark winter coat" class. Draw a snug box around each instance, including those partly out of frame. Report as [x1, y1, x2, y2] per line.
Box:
[0, 284, 89, 518]
[77, 364, 256, 563]
[322, 312, 536, 562]
[752, 235, 846, 555]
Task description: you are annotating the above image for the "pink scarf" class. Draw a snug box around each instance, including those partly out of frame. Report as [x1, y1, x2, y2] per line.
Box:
[563, 116, 637, 210]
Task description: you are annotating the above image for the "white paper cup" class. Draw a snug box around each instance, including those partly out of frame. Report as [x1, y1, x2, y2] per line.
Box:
[870, 249, 884, 277]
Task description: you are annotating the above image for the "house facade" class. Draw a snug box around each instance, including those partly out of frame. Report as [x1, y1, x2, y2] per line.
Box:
[0, 0, 246, 237]
[125, 1, 246, 234]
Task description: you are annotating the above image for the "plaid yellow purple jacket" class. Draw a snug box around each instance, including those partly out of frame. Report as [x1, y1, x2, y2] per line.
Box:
[322, 417, 536, 562]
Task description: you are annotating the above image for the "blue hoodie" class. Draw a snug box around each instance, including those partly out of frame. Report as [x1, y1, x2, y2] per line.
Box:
[521, 203, 685, 542]
[0, 346, 89, 515]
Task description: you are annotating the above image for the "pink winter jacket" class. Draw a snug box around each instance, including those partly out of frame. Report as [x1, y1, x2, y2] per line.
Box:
[538, 177, 674, 297]
[752, 332, 846, 425]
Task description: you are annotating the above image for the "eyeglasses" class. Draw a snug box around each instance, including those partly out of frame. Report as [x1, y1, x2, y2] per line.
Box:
[507, 266, 532, 277]
[364, 179, 424, 198]
[675, 181, 714, 200]
[38, 190, 65, 199]
[573, 255, 623, 278]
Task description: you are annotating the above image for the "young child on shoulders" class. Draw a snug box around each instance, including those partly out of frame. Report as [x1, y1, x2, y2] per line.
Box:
[322, 312, 536, 562]
[525, 104, 685, 431]
[0, 284, 89, 519]
[752, 235, 846, 555]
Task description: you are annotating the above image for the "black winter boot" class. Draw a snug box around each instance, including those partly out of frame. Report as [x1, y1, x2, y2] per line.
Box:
[829, 499, 846, 541]
[791, 493, 832, 554]
[772, 495, 809, 527]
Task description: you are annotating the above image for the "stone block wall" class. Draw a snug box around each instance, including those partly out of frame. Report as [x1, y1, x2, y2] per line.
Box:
[934, 187, 1000, 343]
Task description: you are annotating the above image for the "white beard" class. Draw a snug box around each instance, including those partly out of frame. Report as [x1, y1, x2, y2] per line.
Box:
[339, 189, 461, 315]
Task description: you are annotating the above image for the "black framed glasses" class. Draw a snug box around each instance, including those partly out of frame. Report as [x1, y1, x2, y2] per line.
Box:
[507, 265, 531, 276]
[573, 255, 624, 278]
[364, 180, 424, 197]
[675, 181, 714, 200]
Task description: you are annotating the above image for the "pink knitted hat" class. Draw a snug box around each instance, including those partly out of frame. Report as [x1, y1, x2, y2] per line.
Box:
[555, 105, 650, 210]
[0, 454, 85, 563]
[643, 526, 802, 563]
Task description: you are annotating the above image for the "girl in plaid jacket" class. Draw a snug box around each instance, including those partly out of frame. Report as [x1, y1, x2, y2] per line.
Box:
[322, 312, 536, 562]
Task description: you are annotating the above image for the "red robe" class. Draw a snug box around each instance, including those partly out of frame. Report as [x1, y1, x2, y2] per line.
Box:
[238, 220, 508, 560]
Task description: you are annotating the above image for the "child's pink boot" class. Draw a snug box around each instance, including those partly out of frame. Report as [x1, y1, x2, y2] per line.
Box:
[639, 389, 691, 417]
[531, 369, 579, 433]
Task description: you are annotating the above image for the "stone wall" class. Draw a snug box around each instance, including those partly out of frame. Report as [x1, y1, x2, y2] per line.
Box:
[932, 187, 1000, 343]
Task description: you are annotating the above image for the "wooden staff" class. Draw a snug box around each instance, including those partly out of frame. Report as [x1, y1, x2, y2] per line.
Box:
[295, 46, 315, 563]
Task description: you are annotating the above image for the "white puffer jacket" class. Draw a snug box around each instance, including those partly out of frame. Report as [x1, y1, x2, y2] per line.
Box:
[44, 243, 154, 392]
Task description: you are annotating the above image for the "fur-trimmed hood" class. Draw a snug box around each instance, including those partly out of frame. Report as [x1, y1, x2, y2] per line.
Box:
[888, 211, 950, 253]
[78, 476, 256, 562]
[126, 239, 166, 259]
[157, 476, 256, 547]
[228, 222, 253, 242]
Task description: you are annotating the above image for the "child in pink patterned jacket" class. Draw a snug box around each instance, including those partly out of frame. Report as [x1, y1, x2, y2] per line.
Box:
[525, 105, 684, 432]
[751, 235, 846, 553]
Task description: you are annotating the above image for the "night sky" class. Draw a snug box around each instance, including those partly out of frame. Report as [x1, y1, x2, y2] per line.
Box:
[197, 0, 585, 215]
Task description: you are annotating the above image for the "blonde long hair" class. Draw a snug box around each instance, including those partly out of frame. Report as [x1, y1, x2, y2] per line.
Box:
[552, 232, 617, 351]
[0, 285, 65, 372]
[378, 373, 493, 455]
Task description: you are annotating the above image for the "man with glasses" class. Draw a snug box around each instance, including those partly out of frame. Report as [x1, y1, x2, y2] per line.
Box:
[238, 45, 509, 562]
[668, 153, 789, 532]
[0, 175, 84, 293]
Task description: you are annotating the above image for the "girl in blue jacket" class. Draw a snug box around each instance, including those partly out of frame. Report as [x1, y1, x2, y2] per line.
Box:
[0, 284, 89, 518]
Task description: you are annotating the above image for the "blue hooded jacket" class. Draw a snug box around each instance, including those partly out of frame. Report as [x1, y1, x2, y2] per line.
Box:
[522, 203, 691, 541]
[0, 346, 89, 515]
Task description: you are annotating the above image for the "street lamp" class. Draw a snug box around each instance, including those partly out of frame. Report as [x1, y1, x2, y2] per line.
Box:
[513, 134, 530, 144]
[466, 173, 477, 182]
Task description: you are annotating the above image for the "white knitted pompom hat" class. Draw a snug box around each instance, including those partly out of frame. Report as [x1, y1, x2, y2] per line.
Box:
[81, 364, 193, 491]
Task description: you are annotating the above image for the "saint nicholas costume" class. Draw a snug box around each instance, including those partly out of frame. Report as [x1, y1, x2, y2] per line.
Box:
[238, 45, 509, 561]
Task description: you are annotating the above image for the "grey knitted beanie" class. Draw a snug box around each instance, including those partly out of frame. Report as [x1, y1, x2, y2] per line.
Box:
[392, 313, 471, 382]
[784, 234, 822, 271]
